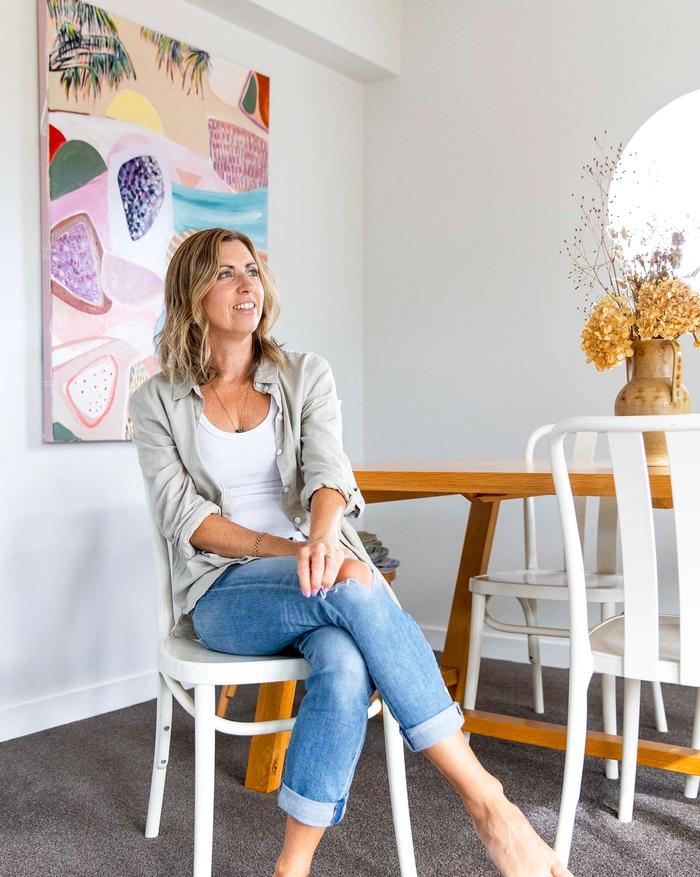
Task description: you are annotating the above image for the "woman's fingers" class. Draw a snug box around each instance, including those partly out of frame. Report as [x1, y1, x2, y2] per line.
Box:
[298, 542, 372, 597]
[296, 546, 311, 596]
[297, 540, 344, 596]
[297, 543, 321, 596]
[310, 548, 330, 594]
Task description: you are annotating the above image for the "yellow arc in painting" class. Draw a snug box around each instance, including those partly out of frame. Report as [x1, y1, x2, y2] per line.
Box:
[106, 91, 164, 134]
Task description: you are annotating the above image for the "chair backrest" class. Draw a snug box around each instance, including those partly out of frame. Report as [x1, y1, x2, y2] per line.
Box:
[524, 425, 617, 573]
[140, 478, 177, 641]
[550, 415, 700, 687]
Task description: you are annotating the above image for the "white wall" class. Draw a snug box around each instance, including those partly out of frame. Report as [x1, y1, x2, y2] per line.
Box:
[0, 0, 365, 740]
[245, 0, 401, 72]
[189, 0, 402, 81]
[363, 0, 700, 663]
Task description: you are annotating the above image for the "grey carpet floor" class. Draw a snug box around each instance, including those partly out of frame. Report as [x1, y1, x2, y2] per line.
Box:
[1, 659, 698, 877]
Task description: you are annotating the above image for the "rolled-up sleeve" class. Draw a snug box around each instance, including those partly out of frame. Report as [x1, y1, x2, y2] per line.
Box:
[129, 387, 221, 560]
[298, 357, 365, 519]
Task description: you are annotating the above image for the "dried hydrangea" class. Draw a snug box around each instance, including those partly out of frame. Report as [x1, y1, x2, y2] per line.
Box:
[581, 296, 635, 370]
[635, 279, 700, 340]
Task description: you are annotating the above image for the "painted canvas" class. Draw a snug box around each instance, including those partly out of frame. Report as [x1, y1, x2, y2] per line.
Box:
[38, 1, 270, 442]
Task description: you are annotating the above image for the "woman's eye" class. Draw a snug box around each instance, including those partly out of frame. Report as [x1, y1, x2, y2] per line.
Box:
[219, 271, 233, 279]
[248, 268, 259, 277]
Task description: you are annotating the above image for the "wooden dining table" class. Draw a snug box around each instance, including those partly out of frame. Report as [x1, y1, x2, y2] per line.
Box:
[243, 460, 700, 793]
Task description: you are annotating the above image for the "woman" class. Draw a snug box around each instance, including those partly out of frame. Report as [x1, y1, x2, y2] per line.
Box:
[129, 228, 572, 877]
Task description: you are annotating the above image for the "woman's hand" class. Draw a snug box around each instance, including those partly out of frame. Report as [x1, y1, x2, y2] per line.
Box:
[296, 538, 346, 597]
[298, 488, 372, 596]
[297, 541, 373, 597]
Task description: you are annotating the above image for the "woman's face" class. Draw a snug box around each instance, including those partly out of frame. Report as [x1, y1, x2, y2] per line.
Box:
[202, 239, 264, 340]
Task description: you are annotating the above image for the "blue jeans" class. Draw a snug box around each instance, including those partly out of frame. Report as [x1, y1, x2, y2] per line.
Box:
[191, 556, 464, 828]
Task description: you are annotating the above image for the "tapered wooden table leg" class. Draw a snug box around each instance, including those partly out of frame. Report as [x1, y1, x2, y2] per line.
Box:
[245, 680, 297, 792]
[440, 496, 501, 705]
[217, 684, 237, 718]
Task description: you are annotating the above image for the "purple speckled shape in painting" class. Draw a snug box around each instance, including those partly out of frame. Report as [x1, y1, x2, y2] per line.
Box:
[51, 222, 100, 304]
[117, 155, 164, 241]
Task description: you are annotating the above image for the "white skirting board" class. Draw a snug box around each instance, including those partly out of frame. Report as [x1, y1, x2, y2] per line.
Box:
[420, 625, 571, 669]
[0, 629, 568, 743]
[0, 671, 159, 743]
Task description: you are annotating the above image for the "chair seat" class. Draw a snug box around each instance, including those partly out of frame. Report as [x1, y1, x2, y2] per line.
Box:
[589, 614, 682, 683]
[158, 635, 311, 686]
[470, 569, 624, 602]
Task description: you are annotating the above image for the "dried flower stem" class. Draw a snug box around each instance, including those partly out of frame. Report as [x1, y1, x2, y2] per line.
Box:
[563, 134, 699, 369]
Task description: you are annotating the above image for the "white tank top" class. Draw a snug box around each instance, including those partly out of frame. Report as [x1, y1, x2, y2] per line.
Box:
[196, 395, 306, 542]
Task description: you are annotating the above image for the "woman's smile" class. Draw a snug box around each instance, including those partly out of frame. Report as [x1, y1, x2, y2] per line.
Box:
[232, 301, 257, 312]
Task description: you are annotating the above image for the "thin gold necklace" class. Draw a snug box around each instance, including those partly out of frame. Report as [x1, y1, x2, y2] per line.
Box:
[209, 379, 251, 434]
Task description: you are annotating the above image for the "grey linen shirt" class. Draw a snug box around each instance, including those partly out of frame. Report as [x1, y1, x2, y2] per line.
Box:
[128, 350, 372, 615]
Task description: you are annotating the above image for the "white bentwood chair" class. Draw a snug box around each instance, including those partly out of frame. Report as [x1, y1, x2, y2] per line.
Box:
[551, 415, 700, 867]
[464, 424, 668, 780]
[142, 510, 418, 877]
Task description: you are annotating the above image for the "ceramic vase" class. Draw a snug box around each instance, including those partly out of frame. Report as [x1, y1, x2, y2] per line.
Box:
[614, 339, 691, 465]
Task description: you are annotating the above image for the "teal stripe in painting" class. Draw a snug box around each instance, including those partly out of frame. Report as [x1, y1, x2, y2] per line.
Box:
[172, 184, 268, 250]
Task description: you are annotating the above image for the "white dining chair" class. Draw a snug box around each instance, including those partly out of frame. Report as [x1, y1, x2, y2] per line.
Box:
[551, 415, 700, 867]
[463, 424, 667, 780]
[686, 690, 700, 799]
[142, 509, 418, 877]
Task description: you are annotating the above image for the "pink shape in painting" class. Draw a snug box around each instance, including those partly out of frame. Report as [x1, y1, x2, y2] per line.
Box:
[176, 168, 202, 187]
[208, 119, 268, 192]
[66, 354, 118, 428]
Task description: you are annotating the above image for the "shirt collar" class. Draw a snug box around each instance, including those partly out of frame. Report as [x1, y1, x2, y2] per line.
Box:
[171, 358, 279, 401]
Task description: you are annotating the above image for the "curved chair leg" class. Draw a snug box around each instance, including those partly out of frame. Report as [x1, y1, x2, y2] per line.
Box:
[554, 667, 591, 869]
[194, 684, 216, 877]
[618, 678, 641, 823]
[651, 681, 668, 734]
[382, 706, 417, 877]
[463, 592, 487, 744]
[145, 673, 173, 838]
[600, 602, 618, 780]
[684, 688, 700, 799]
[517, 598, 544, 715]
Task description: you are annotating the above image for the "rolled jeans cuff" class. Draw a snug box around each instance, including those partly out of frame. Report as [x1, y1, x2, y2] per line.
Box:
[277, 783, 346, 828]
[401, 701, 465, 752]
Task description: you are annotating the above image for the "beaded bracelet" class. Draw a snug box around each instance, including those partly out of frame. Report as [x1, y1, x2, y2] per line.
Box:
[252, 531, 266, 558]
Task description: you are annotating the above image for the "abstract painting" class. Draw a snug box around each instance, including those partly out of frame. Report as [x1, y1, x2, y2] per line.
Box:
[38, 0, 270, 441]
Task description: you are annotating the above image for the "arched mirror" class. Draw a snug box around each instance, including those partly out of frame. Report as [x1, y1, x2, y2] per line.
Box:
[608, 89, 700, 286]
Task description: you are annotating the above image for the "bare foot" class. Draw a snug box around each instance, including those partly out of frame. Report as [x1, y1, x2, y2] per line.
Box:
[468, 785, 573, 877]
[273, 861, 310, 877]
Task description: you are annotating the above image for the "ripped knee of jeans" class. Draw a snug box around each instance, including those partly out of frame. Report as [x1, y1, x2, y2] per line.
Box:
[335, 559, 373, 590]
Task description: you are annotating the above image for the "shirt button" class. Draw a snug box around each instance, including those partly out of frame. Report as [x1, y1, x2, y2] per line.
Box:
[276, 448, 282, 456]
[294, 516, 302, 524]
[283, 486, 290, 493]
[277, 413, 282, 421]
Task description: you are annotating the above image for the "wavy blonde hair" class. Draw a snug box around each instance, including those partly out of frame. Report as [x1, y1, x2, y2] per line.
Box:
[156, 228, 287, 385]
